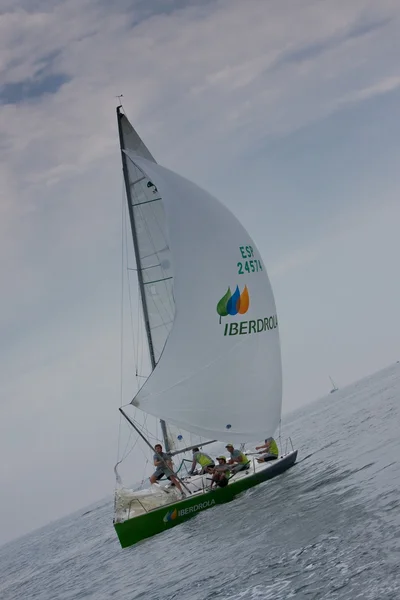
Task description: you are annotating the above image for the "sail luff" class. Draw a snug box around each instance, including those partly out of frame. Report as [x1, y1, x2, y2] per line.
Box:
[116, 106, 170, 451]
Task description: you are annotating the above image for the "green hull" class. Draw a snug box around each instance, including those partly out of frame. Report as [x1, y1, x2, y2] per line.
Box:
[114, 450, 298, 548]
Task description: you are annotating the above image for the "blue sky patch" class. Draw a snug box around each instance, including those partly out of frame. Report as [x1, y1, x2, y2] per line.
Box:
[0, 73, 69, 105]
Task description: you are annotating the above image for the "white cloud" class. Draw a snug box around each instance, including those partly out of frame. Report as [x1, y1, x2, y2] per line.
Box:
[338, 75, 400, 105]
[2, 1, 400, 184]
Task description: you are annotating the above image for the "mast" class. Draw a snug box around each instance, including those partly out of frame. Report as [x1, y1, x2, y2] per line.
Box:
[116, 105, 170, 452]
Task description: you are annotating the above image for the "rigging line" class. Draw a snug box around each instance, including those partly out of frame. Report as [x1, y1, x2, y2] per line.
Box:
[139, 292, 171, 356]
[116, 179, 127, 465]
[123, 161, 151, 382]
[146, 197, 175, 315]
[142, 416, 165, 445]
[137, 438, 151, 463]
[119, 429, 133, 463]
[146, 286, 174, 338]
[137, 303, 148, 387]
[128, 260, 174, 345]
[132, 269, 151, 384]
[126, 412, 153, 440]
[124, 215, 147, 388]
[136, 276, 141, 386]
[146, 293, 172, 334]
[124, 208, 137, 373]
[140, 191, 170, 253]
[142, 284, 173, 339]
[140, 458, 150, 488]
[139, 413, 153, 444]
[119, 208, 151, 464]
[121, 430, 140, 463]
[132, 267, 145, 388]
[121, 160, 152, 392]
[121, 413, 147, 461]
[120, 412, 152, 464]
[137, 189, 175, 321]
[139, 184, 165, 239]
[278, 418, 282, 457]
[134, 199, 175, 320]
[133, 201, 165, 269]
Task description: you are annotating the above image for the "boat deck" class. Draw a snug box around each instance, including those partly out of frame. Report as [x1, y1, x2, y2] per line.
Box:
[114, 452, 294, 523]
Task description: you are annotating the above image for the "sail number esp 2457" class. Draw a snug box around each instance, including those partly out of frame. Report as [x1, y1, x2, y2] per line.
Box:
[237, 245, 263, 275]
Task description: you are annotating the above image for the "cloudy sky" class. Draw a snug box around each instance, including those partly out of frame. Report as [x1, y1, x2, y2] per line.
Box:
[1, 0, 400, 545]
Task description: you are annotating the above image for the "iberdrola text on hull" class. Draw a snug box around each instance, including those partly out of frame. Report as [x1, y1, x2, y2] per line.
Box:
[114, 452, 297, 548]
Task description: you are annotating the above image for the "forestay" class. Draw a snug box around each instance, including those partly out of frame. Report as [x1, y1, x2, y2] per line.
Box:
[127, 154, 282, 444]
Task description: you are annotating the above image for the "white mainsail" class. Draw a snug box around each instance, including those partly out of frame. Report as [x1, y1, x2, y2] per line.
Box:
[127, 154, 282, 444]
[120, 115, 174, 363]
[118, 111, 204, 452]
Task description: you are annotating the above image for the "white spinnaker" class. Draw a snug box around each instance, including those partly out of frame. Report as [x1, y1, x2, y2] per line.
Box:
[128, 154, 282, 444]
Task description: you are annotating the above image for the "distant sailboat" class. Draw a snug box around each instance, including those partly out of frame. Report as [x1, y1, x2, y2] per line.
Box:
[112, 105, 298, 549]
[329, 376, 339, 393]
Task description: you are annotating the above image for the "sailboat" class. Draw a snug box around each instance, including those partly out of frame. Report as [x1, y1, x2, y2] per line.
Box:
[113, 105, 298, 549]
[329, 376, 339, 393]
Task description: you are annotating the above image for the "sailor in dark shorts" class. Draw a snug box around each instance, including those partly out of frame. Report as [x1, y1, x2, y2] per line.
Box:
[210, 456, 231, 489]
[149, 444, 185, 496]
[256, 437, 279, 462]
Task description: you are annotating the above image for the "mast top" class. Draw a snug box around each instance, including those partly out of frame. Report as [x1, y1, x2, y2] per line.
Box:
[116, 94, 124, 109]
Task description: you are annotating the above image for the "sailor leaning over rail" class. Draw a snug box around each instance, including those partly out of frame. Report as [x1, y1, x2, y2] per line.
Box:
[256, 437, 279, 463]
[189, 447, 215, 475]
[225, 443, 250, 473]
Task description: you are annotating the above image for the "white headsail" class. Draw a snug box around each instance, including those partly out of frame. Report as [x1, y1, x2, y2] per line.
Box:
[119, 114, 174, 363]
[127, 153, 282, 444]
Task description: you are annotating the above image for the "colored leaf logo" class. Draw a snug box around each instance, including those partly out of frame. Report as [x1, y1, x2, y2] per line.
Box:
[216, 285, 250, 321]
[238, 285, 249, 314]
[227, 286, 240, 315]
[163, 508, 178, 523]
[217, 287, 231, 318]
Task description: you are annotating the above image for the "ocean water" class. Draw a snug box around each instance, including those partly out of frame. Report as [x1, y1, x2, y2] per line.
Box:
[1, 364, 399, 600]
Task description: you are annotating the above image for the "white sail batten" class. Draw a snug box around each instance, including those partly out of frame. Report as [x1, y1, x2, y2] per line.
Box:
[128, 154, 282, 444]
